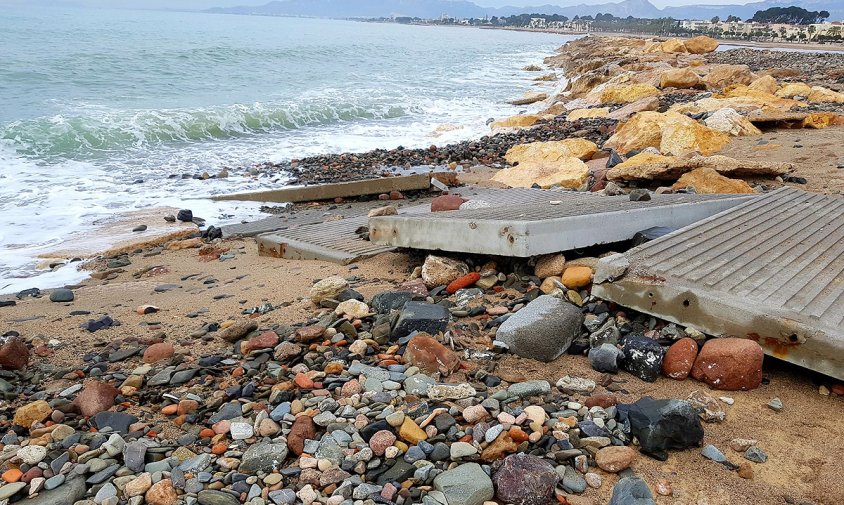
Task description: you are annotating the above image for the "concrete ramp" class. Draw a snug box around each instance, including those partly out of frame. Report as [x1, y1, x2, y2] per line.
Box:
[593, 188, 844, 380]
[369, 193, 753, 257]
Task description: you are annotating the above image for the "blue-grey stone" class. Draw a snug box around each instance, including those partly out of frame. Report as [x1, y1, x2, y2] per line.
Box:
[495, 295, 582, 362]
[608, 477, 655, 505]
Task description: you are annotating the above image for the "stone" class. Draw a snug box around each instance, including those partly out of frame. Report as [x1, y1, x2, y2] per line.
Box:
[125, 473, 152, 497]
[197, 490, 240, 505]
[534, 254, 566, 279]
[660, 38, 686, 53]
[600, 84, 661, 104]
[0, 337, 29, 370]
[246, 331, 279, 352]
[567, 108, 609, 120]
[675, 167, 755, 194]
[659, 68, 700, 89]
[687, 390, 726, 422]
[421, 256, 469, 288]
[620, 335, 666, 382]
[433, 463, 493, 505]
[659, 114, 730, 156]
[14, 474, 85, 505]
[607, 96, 660, 121]
[293, 325, 325, 344]
[596, 446, 637, 473]
[589, 343, 623, 373]
[704, 108, 761, 136]
[431, 194, 468, 212]
[427, 383, 477, 400]
[702, 64, 753, 90]
[310, 276, 349, 303]
[369, 430, 397, 456]
[561, 266, 592, 288]
[392, 302, 450, 339]
[14, 400, 52, 428]
[368, 205, 397, 217]
[690, 337, 763, 390]
[607, 152, 790, 182]
[399, 417, 427, 444]
[72, 381, 119, 417]
[748, 75, 778, 94]
[145, 479, 178, 505]
[17, 445, 47, 465]
[662, 337, 698, 380]
[489, 114, 542, 130]
[492, 156, 590, 190]
[808, 86, 844, 104]
[287, 416, 316, 456]
[617, 397, 704, 460]
[608, 477, 655, 505]
[334, 299, 369, 318]
[371, 291, 412, 313]
[504, 138, 596, 163]
[556, 376, 595, 394]
[509, 92, 547, 105]
[560, 465, 587, 493]
[744, 446, 767, 463]
[403, 334, 460, 375]
[143, 342, 174, 363]
[684, 36, 718, 54]
[493, 453, 558, 505]
[240, 443, 288, 473]
[495, 295, 583, 362]
[450, 442, 477, 459]
[49, 288, 74, 302]
[218, 319, 257, 343]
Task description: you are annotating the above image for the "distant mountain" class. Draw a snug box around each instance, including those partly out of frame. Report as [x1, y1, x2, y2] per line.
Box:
[208, 0, 843, 22]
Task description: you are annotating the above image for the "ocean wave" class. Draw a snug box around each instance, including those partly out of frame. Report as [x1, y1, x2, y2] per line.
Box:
[1, 100, 409, 158]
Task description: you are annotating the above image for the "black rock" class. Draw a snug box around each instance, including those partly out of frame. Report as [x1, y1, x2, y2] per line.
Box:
[628, 189, 651, 202]
[91, 412, 138, 435]
[371, 291, 412, 313]
[617, 397, 704, 460]
[16, 288, 40, 300]
[49, 289, 74, 303]
[361, 420, 393, 441]
[202, 226, 222, 240]
[177, 209, 193, 222]
[335, 288, 365, 303]
[0, 301, 16, 308]
[578, 420, 610, 438]
[608, 476, 655, 505]
[132, 225, 147, 232]
[391, 301, 449, 339]
[376, 460, 416, 485]
[81, 315, 114, 333]
[606, 150, 624, 168]
[588, 343, 623, 373]
[620, 335, 665, 382]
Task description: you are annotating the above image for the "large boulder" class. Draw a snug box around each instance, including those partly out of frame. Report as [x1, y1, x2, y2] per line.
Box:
[492, 157, 590, 189]
[748, 75, 778, 95]
[433, 463, 494, 505]
[684, 36, 718, 54]
[660, 38, 687, 53]
[606, 96, 660, 121]
[808, 86, 844, 104]
[493, 453, 558, 505]
[421, 255, 469, 288]
[490, 114, 542, 131]
[509, 92, 547, 106]
[599, 84, 661, 104]
[659, 68, 700, 89]
[617, 397, 704, 460]
[607, 152, 791, 182]
[775, 82, 812, 98]
[690, 337, 763, 390]
[504, 138, 598, 164]
[659, 113, 730, 156]
[567, 107, 609, 120]
[495, 295, 583, 362]
[702, 64, 753, 90]
[704, 108, 762, 136]
[603, 111, 666, 154]
[672, 167, 754, 194]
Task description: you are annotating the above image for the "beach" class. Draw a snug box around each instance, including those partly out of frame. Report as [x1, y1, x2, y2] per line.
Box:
[1, 19, 844, 505]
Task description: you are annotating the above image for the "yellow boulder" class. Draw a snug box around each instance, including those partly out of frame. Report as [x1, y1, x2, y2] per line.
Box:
[567, 108, 610, 120]
[490, 114, 542, 130]
[672, 167, 754, 194]
[603, 111, 666, 153]
[660, 68, 701, 89]
[491, 157, 590, 189]
[504, 138, 598, 164]
[703, 108, 762, 136]
[802, 112, 844, 129]
[684, 36, 719, 54]
[748, 75, 778, 95]
[775, 83, 812, 98]
[599, 84, 661, 104]
[660, 38, 687, 53]
[702, 64, 753, 90]
[660, 114, 730, 156]
[808, 86, 844, 104]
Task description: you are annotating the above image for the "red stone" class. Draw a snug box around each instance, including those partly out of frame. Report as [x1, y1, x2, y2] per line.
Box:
[0, 337, 29, 370]
[143, 342, 175, 364]
[20, 467, 42, 484]
[430, 194, 467, 212]
[584, 394, 618, 409]
[247, 331, 279, 352]
[445, 272, 481, 294]
[73, 381, 119, 417]
[403, 335, 461, 375]
[369, 430, 397, 456]
[662, 338, 698, 380]
[690, 338, 763, 391]
[397, 279, 428, 297]
[287, 416, 317, 456]
[493, 453, 558, 505]
[389, 191, 404, 200]
[294, 325, 325, 344]
[831, 384, 844, 396]
[294, 373, 315, 389]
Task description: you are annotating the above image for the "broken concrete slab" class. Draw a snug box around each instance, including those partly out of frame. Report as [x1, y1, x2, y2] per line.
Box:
[592, 188, 844, 380]
[369, 193, 754, 257]
[212, 173, 431, 203]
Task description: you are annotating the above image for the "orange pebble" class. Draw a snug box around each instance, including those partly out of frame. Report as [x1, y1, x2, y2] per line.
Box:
[161, 405, 178, 415]
[211, 443, 229, 455]
[199, 429, 215, 439]
[146, 431, 157, 438]
[2, 469, 22, 483]
[509, 427, 529, 443]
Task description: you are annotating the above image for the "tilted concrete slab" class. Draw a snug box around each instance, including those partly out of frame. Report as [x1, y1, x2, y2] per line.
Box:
[592, 188, 844, 380]
[369, 193, 754, 257]
[254, 187, 577, 264]
[212, 174, 431, 203]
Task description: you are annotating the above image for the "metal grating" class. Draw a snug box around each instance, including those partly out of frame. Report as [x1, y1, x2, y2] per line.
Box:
[593, 188, 844, 380]
[369, 193, 754, 257]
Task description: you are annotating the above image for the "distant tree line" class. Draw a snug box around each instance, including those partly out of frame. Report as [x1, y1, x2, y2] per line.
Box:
[750, 6, 830, 25]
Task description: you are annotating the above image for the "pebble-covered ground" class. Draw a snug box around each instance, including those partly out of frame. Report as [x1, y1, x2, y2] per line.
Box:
[705, 48, 844, 90]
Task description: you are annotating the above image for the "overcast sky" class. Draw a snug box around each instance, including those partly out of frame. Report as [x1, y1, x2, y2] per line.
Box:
[1, 0, 759, 9]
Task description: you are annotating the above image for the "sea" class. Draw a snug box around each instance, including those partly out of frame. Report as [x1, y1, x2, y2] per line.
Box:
[0, 6, 576, 294]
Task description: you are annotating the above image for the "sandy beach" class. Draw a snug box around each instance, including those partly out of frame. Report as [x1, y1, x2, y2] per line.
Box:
[1, 32, 843, 505]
